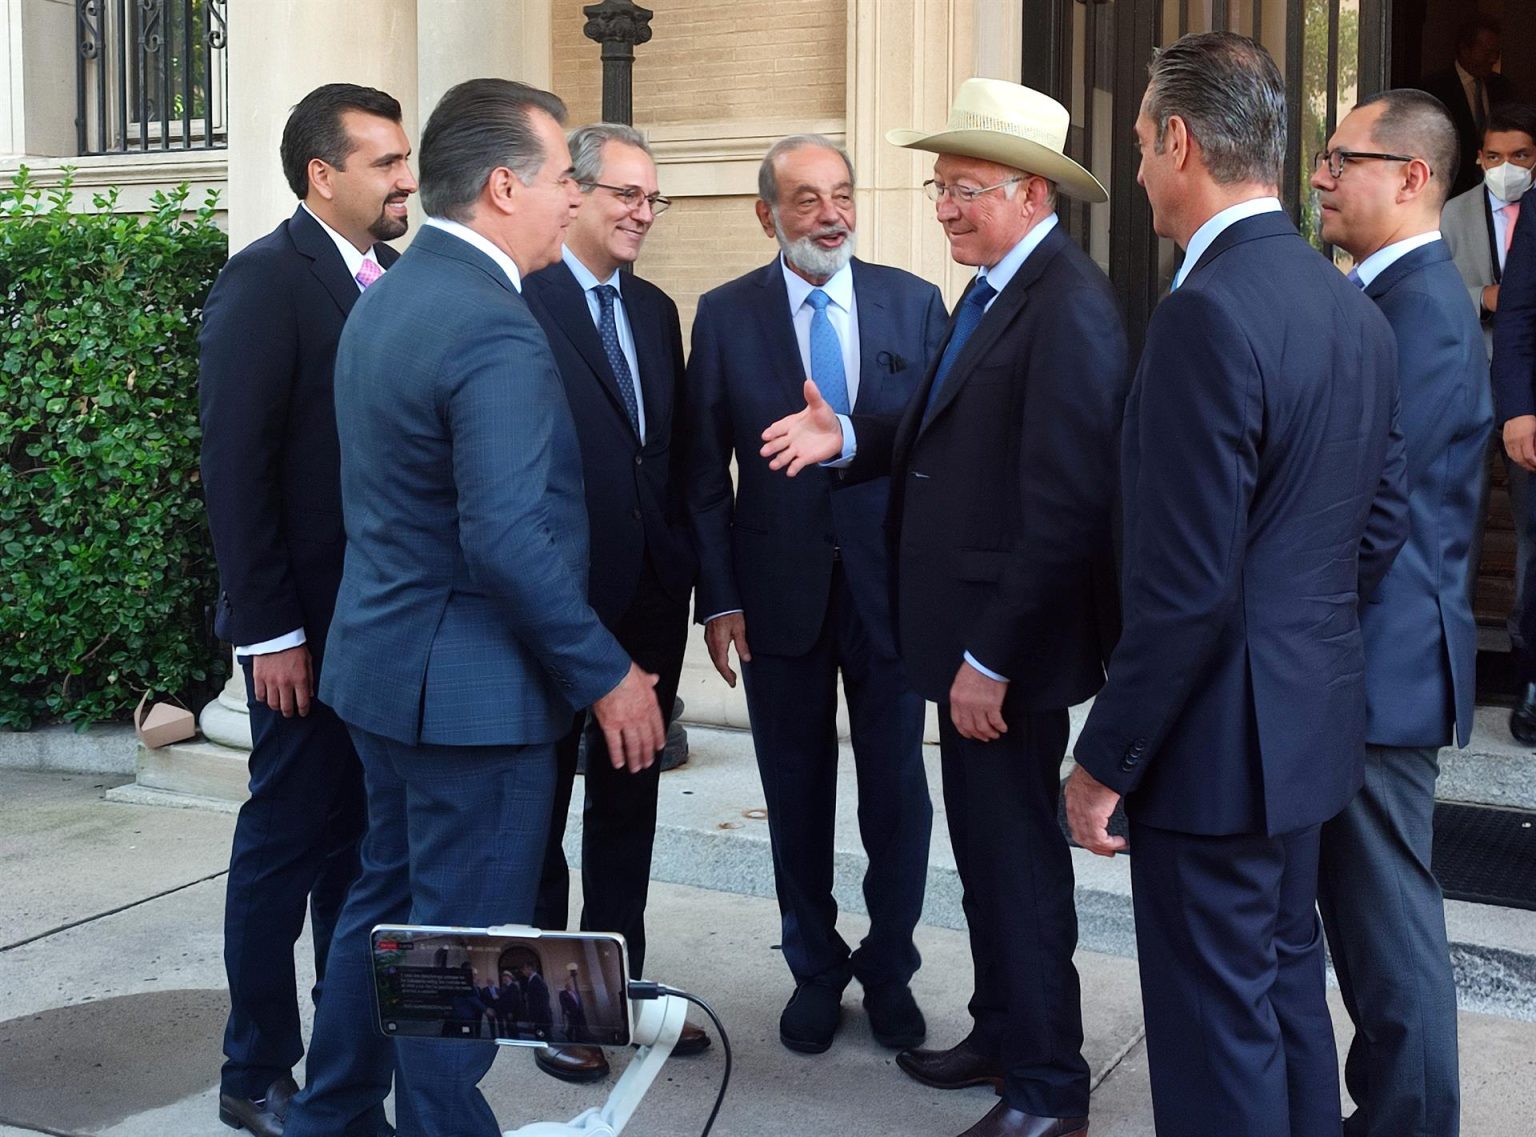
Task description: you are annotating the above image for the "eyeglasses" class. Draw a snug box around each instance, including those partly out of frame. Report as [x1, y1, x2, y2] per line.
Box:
[923, 176, 1022, 203]
[580, 180, 672, 214]
[1312, 148, 1428, 180]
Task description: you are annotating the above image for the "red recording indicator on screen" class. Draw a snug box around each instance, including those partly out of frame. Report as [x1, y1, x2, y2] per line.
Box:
[376, 940, 398, 951]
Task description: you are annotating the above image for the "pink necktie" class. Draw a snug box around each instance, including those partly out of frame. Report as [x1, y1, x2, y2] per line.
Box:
[355, 258, 383, 290]
[1507, 202, 1521, 256]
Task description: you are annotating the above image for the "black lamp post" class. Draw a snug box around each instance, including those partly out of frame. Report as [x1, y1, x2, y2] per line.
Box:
[582, 0, 654, 125]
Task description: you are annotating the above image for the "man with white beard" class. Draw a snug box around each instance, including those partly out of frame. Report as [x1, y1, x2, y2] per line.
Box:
[685, 134, 948, 1054]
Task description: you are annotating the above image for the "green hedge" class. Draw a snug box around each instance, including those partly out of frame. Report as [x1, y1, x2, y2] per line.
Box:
[0, 170, 228, 729]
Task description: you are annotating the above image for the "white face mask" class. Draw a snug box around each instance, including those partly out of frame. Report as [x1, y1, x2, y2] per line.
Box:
[1485, 160, 1534, 203]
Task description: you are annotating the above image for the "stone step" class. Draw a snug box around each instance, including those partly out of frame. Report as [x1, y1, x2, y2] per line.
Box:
[1439, 704, 1536, 812]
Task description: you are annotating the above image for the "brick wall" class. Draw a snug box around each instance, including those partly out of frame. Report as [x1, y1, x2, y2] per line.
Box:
[634, 195, 777, 342]
[550, 0, 846, 127]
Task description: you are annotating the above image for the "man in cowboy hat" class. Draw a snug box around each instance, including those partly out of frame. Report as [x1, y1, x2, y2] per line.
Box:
[1063, 33, 1406, 1137]
[763, 78, 1129, 1137]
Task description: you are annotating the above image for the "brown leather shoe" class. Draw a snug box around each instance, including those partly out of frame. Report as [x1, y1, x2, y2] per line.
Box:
[218, 1074, 299, 1137]
[958, 1100, 1088, 1137]
[535, 1044, 611, 1083]
[672, 1020, 712, 1056]
[896, 1037, 1004, 1091]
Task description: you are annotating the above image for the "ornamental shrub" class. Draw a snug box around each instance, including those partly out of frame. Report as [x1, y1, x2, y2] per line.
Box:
[0, 169, 228, 728]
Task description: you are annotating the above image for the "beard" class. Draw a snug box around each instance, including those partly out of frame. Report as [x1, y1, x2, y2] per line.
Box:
[773, 214, 855, 280]
[368, 194, 411, 242]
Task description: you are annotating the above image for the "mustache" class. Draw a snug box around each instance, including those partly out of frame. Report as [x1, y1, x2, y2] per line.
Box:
[810, 225, 851, 240]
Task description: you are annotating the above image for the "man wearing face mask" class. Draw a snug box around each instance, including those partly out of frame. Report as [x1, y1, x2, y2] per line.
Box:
[1445, 104, 1536, 726]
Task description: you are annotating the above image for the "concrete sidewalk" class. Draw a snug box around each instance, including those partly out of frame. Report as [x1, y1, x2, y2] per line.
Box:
[3, 761, 1534, 1136]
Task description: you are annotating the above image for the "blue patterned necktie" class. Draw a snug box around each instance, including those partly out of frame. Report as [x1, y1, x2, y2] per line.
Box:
[1346, 268, 1365, 289]
[593, 284, 641, 439]
[924, 278, 997, 419]
[805, 288, 851, 416]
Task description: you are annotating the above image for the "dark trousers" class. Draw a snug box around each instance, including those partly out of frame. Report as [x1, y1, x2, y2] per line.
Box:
[283, 727, 555, 1137]
[938, 699, 1087, 1118]
[533, 556, 688, 978]
[1319, 744, 1460, 1137]
[1130, 819, 1340, 1137]
[221, 657, 366, 1099]
[740, 563, 931, 992]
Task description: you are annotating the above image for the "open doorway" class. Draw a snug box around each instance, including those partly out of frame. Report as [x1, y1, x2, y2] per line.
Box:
[1394, 2, 1534, 697]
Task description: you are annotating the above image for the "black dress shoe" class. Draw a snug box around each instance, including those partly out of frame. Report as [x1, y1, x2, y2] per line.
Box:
[672, 1020, 712, 1056]
[219, 1074, 298, 1137]
[535, 1044, 611, 1083]
[957, 1100, 1088, 1137]
[1512, 683, 1536, 744]
[779, 983, 842, 1053]
[897, 1036, 1005, 1091]
[863, 982, 927, 1049]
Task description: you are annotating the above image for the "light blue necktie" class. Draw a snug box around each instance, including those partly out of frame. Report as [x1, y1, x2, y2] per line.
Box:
[593, 284, 642, 438]
[806, 288, 850, 416]
[924, 278, 997, 420]
[1346, 267, 1365, 289]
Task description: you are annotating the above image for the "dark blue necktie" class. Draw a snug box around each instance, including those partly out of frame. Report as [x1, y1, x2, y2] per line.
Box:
[594, 284, 641, 438]
[805, 288, 851, 415]
[1346, 267, 1365, 289]
[924, 278, 997, 419]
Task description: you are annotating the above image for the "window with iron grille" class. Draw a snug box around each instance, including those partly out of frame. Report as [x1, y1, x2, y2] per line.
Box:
[76, 0, 229, 156]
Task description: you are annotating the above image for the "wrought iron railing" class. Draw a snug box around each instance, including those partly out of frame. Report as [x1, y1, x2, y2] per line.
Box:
[76, 0, 229, 156]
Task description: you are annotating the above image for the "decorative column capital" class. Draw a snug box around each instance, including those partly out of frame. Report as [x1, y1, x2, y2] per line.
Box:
[582, 0, 654, 49]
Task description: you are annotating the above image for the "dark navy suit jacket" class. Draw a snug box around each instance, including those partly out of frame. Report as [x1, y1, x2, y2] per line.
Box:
[199, 206, 399, 655]
[686, 256, 947, 658]
[847, 224, 1129, 704]
[1361, 241, 1490, 749]
[1493, 188, 1536, 423]
[523, 260, 694, 629]
[1073, 212, 1409, 837]
[319, 226, 629, 746]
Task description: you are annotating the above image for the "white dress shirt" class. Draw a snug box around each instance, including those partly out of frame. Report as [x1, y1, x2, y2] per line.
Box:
[422, 215, 522, 291]
[1351, 231, 1444, 288]
[783, 255, 862, 409]
[1456, 59, 1489, 125]
[563, 245, 646, 441]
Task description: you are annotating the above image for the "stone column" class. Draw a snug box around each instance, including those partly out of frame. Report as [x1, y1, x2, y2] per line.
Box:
[0, 0, 78, 157]
[416, 0, 551, 126]
[225, 0, 419, 253]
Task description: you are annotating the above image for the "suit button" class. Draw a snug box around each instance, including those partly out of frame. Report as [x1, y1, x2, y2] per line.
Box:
[1130, 737, 1147, 755]
[634, 454, 643, 467]
[631, 508, 643, 521]
[1120, 758, 1136, 772]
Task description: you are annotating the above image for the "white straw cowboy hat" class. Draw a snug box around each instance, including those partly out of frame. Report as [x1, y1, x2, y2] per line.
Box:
[887, 77, 1108, 204]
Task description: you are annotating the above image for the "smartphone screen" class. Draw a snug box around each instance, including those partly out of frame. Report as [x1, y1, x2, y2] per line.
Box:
[370, 925, 631, 1047]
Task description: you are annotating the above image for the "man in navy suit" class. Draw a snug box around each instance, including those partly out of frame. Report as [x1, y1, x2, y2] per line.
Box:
[282, 80, 664, 1137]
[198, 82, 415, 1137]
[1312, 90, 1488, 1137]
[685, 134, 946, 1056]
[1415, 15, 1516, 198]
[1064, 33, 1408, 1137]
[763, 79, 1129, 1137]
[523, 123, 708, 1082]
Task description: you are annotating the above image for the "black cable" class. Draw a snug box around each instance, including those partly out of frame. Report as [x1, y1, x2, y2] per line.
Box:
[628, 981, 731, 1137]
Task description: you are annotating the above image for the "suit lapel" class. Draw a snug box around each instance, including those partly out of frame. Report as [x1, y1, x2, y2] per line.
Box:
[1181, 210, 1295, 285]
[851, 259, 890, 414]
[1364, 240, 1450, 302]
[626, 279, 671, 435]
[289, 206, 363, 318]
[534, 261, 637, 426]
[751, 259, 813, 405]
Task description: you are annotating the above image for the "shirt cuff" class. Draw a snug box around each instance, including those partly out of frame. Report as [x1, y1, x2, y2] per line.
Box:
[236, 628, 307, 657]
[703, 609, 744, 624]
[963, 651, 1009, 683]
[819, 414, 857, 468]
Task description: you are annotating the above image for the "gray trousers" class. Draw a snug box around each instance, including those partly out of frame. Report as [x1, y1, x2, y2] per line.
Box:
[1318, 744, 1460, 1137]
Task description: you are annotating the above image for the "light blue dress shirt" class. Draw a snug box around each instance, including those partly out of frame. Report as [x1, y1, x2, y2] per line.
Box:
[562, 246, 646, 441]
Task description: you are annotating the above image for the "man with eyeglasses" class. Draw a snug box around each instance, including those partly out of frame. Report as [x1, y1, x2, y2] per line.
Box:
[521, 122, 709, 1083]
[1310, 89, 1487, 1137]
[762, 79, 1128, 1137]
[685, 133, 946, 1057]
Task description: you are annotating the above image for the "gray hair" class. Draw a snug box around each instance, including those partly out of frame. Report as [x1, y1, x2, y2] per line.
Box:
[569, 122, 654, 187]
[1145, 31, 1287, 187]
[418, 78, 567, 222]
[1356, 89, 1460, 207]
[757, 134, 855, 206]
